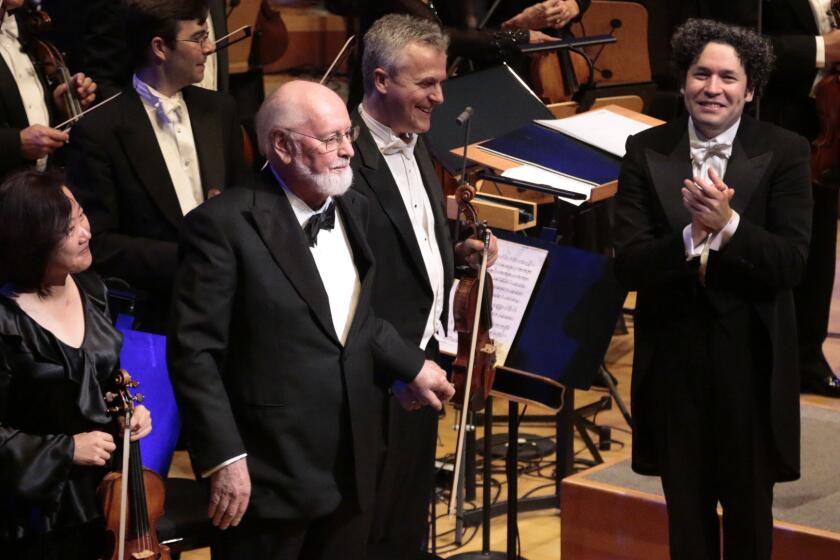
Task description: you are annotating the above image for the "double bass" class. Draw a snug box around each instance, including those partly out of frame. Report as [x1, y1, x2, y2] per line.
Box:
[97, 370, 170, 560]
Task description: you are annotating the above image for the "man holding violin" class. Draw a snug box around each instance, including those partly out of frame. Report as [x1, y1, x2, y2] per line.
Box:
[0, 0, 96, 178]
[350, 14, 498, 559]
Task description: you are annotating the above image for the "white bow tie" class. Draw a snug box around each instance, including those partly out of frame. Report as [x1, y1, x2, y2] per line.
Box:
[134, 78, 184, 126]
[380, 134, 417, 157]
[690, 139, 732, 163]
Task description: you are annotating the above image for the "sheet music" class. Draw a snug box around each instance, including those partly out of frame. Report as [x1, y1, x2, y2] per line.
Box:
[501, 164, 591, 206]
[535, 108, 652, 157]
[439, 239, 548, 367]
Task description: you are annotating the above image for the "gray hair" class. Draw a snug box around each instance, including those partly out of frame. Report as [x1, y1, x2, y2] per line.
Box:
[361, 14, 449, 95]
[254, 88, 307, 156]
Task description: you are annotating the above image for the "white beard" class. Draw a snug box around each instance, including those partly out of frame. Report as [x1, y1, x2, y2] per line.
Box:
[292, 159, 353, 199]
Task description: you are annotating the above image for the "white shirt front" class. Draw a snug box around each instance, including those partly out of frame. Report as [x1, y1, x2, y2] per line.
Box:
[133, 75, 203, 215]
[359, 105, 445, 350]
[0, 16, 49, 170]
[682, 117, 741, 259]
[275, 168, 361, 346]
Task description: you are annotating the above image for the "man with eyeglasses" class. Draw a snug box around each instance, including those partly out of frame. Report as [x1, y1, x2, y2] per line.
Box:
[168, 79, 455, 559]
[64, 0, 248, 334]
[351, 15, 498, 559]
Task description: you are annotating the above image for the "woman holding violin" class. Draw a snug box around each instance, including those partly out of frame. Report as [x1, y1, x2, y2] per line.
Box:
[0, 0, 97, 178]
[0, 169, 152, 559]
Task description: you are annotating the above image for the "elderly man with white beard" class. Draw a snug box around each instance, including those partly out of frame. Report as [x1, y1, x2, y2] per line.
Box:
[167, 80, 454, 560]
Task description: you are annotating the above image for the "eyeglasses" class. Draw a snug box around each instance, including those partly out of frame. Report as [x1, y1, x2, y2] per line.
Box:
[177, 33, 213, 49]
[283, 126, 360, 153]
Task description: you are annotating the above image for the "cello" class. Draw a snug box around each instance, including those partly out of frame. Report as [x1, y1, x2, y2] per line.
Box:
[811, 0, 840, 187]
[97, 369, 170, 560]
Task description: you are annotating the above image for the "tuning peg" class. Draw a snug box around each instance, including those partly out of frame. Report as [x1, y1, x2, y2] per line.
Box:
[133, 393, 145, 404]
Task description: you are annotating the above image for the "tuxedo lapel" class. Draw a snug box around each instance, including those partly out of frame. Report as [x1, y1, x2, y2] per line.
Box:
[723, 138, 772, 215]
[647, 127, 693, 231]
[116, 90, 183, 229]
[416, 137, 455, 279]
[248, 169, 340, 345]
[334, 192, 374, 347]
[0, 56, 27, 128]
[354, 112, 433, 291]
[183, 87, 226, 194]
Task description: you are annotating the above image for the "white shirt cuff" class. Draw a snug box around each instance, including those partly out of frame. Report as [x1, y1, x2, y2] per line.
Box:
[683, 211, 740, 259]
[200, 453, 247, 478]
[816, 36, 826, 69]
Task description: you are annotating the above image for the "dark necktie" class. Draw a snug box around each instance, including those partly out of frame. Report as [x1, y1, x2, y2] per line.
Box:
[303, 202, 336, 247]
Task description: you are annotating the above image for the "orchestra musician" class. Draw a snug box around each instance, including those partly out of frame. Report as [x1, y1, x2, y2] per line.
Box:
[761, 0, 840, 397]
[350, 14, 498, 558]
[0, 0, 96, 178]
[64, 0, 248, 334]
[166, 80, 455, 559]
[0, 169, 152, 560]
[614, 19, 811, 558]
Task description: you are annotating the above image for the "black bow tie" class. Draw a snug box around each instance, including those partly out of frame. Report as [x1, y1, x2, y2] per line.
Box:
[303, 202, 336, 247]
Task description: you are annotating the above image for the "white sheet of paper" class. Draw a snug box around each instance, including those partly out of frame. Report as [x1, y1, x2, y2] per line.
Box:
[535, 108, 652, 157]
[501, 164, 591, 206]
[439, 239, 548, 367]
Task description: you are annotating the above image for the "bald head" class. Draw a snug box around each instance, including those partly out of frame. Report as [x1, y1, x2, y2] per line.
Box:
[255, 80, 355, 209]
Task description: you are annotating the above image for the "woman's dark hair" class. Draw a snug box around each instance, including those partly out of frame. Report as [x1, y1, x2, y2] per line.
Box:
[124, 0, 209, 70]
[671, 18, 775, 97]
[0, 169, 72, 294]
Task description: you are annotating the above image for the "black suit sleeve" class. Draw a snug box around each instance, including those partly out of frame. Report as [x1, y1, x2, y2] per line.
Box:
[65, 120, 178, 294]
[613, 135, 697, 291]
[706, 134, 812, 292]
[0, 128, 25, 179]
[167, 204, 245, 475]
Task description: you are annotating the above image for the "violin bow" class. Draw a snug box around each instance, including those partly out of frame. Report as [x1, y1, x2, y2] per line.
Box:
[448, 227, 492, 516]
[320, 34, 355, 85]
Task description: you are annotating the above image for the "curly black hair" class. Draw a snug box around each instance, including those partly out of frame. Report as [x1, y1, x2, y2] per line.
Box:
[671, 18, 775, 97]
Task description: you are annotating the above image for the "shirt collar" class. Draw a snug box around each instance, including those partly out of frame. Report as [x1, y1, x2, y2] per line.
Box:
[133, 74, 185, 117]
[358, 103, 418, 154]
[270, 165, 333, 227]
[688, 116, 740, 147]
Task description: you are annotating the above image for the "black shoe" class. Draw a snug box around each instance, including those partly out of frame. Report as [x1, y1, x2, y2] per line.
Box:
[801, 373, 840, 398]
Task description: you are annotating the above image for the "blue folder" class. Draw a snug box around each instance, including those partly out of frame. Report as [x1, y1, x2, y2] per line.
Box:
[477, 123, 621, 186]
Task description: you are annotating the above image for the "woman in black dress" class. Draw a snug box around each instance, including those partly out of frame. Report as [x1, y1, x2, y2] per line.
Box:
[0, 169, 152, 559]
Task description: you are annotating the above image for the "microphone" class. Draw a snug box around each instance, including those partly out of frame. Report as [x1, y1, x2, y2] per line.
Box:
[455, 106, 473, 126]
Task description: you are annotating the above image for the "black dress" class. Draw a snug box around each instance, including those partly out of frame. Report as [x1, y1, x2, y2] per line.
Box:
[0, 271, 121, 559]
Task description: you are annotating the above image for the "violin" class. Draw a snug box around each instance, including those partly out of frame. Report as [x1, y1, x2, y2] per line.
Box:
[10, 1, 84, 122]
[447, 181, 497, 515]
[811, 0, 840, 187]
[97, 369, 170, 560]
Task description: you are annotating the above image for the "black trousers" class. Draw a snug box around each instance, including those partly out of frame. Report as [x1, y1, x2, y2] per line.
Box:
[211, 497, 372, 560]
[657, 304, 776, 560]
[368, 341, 440, 560]
[795, 181, 839, 383]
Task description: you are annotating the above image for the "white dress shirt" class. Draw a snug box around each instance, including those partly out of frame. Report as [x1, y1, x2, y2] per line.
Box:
[0, 15, 49, 170]
[133, 75, 203, 215]
[682, 117, 741, 259]
[359, 105, 445, 350]
[275, 168, 361, 346]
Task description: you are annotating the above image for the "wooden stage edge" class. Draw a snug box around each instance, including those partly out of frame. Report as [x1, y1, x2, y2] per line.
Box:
[560, 460, 840, 560]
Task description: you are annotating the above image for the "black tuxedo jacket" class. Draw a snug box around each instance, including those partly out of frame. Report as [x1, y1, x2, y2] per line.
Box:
[167, 169, 425, 520]
[349, 109, 454, 345]
[65, 86, 247, 303]
[614, 114, 812, 482]
[0, 14, 56, 179]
